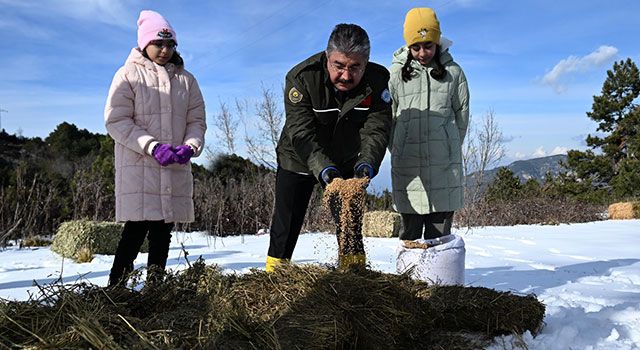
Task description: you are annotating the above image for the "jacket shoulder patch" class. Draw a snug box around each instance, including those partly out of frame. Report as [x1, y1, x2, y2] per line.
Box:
[381, 89, 391, 103]
[288, 87, 303, 104]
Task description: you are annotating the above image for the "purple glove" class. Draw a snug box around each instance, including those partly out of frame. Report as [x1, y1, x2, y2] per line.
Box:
[152, 143, 178, 166]
[175, 145, 194, 164]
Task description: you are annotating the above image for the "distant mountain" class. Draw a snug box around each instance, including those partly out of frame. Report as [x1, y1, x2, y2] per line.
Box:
[467, 154, 568, 188]
[504, 154, 568, 182]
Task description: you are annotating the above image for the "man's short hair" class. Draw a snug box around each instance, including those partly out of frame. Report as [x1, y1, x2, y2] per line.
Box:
[326, 23, 370, 60]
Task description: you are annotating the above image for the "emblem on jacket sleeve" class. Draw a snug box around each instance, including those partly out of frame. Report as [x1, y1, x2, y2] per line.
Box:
[288, 87, 303, 104]
[381, 89, 391, 103]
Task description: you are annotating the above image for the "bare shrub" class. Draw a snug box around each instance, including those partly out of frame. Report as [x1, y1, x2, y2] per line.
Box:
[0, 163, 59, 245]
[191, 170, 341, 236]
[463, 109, 505, 204]
[70, 168, 115, 221]
[242, 85, 284, 169]
[193, 171, 277, 236]
[455, 196, 605, 227]
[212, 100, 239, 154]
[461, 110, 506, 228]
[20, 235, 53, 248]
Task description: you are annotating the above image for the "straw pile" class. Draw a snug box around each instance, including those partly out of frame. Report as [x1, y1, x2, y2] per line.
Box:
[608, 201, 640, 219]
[362, 210, 402, 237]
[51, 220, 148, 260]
[0, 261, 545, 349]
[323, 178, 369, 256]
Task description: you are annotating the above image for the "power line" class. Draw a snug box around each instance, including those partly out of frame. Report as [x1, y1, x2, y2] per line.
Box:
[237, 0, 298, 36]
[0, 107, 7, 132]
[206, 0, 334, 68]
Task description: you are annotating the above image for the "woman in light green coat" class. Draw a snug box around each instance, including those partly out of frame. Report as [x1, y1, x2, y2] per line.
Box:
[389, 7, 469, 240]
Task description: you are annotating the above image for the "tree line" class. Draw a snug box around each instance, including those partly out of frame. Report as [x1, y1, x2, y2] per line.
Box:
[0, 121, 390, 245]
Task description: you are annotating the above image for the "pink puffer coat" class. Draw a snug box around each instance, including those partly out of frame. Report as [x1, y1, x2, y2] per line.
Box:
[105, 48, 206, 223]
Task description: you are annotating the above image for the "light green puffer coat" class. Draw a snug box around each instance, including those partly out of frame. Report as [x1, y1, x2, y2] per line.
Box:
[389, 46, 469, 214]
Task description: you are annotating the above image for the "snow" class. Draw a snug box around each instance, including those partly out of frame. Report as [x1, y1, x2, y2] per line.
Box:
[1, 219, 640, 349]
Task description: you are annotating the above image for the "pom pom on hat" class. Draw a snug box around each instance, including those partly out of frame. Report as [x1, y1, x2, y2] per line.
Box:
[137, 10, 177, 50]
[403, 8, 441, 47]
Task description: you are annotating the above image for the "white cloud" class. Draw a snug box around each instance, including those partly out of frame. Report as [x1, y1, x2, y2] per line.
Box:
[532, 147, 546, 157]
[514, 152, 526, 159]
[551, 146, 569, 155]
[0, 0, 134, 29]
[53, 0, 134, 28]
[541, 45, 618, 93]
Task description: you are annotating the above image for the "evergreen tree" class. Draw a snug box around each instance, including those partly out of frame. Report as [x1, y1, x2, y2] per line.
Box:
[485, 167, 522, 202]
[566, 58, 640, 199]
[209, 153, 272, 184]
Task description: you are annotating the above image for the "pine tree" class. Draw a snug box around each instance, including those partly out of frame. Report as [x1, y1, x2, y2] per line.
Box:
[567, 58, 640, 199]
[485, 167, 522, 202]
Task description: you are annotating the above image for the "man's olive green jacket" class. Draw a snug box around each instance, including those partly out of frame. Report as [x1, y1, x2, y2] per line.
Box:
[276, 51, 392, 179]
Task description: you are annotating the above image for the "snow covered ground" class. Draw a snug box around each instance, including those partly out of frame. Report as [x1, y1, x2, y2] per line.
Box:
[1, 219, 639, 349]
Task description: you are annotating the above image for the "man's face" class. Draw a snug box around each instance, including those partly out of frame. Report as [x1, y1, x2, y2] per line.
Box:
[326, 51, 367, 92]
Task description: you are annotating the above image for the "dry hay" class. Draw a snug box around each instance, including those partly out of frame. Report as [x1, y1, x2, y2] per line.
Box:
[19, 235, 53, 248]
[0, 261, 545, 350]
[362, 210, 402, 238]
[608, 201, 640, 220]
[51, 220, 148, 259]
[402, 240, 433, 249]
[322, 178, 369, 256]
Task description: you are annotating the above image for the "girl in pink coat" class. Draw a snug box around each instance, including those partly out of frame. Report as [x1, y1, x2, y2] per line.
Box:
[104, 10, 206, 287]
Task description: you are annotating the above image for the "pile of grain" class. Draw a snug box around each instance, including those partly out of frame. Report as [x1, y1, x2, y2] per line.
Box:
[322, 178, 369, 257]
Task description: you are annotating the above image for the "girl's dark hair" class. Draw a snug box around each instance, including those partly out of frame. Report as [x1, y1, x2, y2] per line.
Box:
[401, 45, 446, 82]
[141, 50, 184, 67]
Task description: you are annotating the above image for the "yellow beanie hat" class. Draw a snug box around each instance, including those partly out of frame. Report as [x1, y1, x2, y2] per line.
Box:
[403, 8, 441, 47]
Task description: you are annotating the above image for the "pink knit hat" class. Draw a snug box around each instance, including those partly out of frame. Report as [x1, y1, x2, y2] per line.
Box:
[137, 10, 177, 50]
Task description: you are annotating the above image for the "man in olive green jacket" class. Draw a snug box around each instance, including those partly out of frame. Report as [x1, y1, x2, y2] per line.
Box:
[266, 23, 392, 272]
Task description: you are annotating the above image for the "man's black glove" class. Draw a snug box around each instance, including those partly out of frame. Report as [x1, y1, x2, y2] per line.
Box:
[354, 163, 374, 179]
[320, 166, 341, 185]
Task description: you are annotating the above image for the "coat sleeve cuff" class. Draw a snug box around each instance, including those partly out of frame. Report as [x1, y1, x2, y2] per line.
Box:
[146, 141, 160, 156]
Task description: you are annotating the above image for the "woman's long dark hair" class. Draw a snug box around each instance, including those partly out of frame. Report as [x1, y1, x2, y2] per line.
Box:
[401, 45, 446, 82]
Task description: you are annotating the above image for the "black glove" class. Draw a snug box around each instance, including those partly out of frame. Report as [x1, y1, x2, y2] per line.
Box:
[354, 163, 374, 179]
[320, 166, 341, 185]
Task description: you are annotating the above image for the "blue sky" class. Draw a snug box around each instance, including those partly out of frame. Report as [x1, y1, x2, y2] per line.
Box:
[1, 0, 639, 190]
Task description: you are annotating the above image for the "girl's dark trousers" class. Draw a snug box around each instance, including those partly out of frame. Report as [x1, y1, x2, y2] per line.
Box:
[108, 220, 173, 286]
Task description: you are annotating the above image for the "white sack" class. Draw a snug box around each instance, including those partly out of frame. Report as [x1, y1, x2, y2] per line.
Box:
[396, 234, 465, 285]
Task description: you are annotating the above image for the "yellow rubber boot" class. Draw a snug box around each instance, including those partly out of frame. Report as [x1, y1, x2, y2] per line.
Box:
[338, 253, 366, 269]
[265, 256, 289, 273]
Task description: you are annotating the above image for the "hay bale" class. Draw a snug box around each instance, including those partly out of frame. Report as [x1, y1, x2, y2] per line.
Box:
[0, 262, 545, 350]
[362, 210, 401, 237]
[51, 220, 148, 259]
[608, 201, 640, 219]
